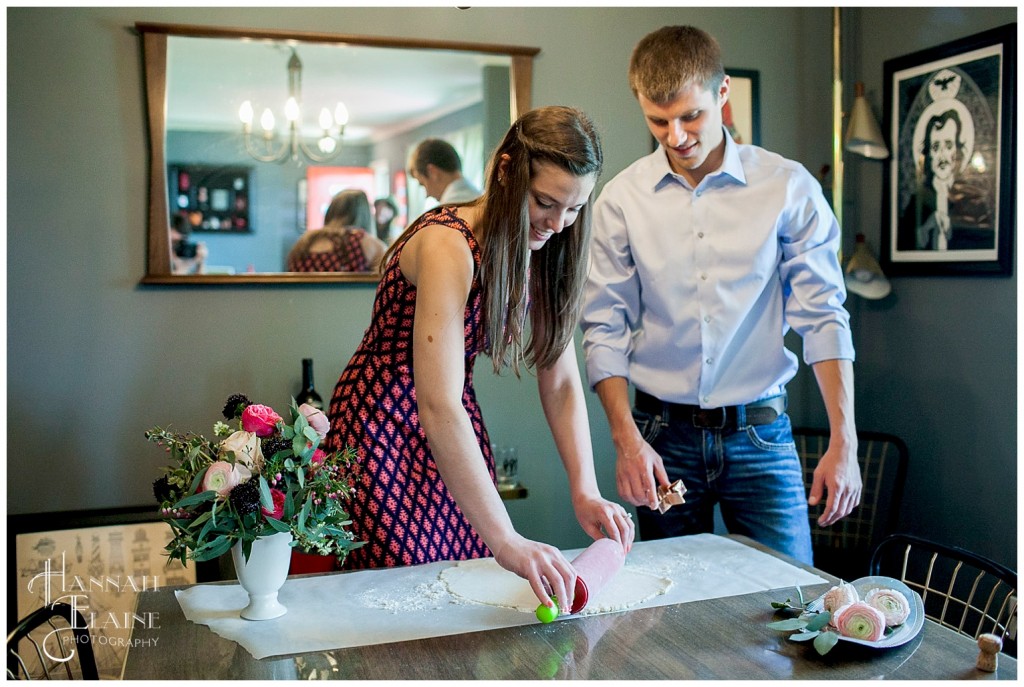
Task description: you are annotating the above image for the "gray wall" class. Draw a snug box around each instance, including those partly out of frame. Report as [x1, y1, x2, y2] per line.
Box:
[7, 6, 1015, 568]
[840, 7, 1017, 566]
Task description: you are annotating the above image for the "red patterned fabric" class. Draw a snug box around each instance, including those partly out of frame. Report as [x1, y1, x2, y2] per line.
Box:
[326, 207, 495, 569]
[288, 229, 369, 272]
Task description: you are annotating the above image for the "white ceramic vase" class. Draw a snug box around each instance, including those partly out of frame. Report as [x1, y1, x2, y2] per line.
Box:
[231, 531, 293, 620]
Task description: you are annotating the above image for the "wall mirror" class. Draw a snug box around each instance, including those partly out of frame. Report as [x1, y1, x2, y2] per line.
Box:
[137, 22, 538, 284]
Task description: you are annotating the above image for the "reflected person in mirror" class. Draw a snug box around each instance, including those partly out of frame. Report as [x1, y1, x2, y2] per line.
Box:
[286, 189, 388, 272]
[408, 138, 481, 204]
[326, 106, 635, 614]
[580, 26, 860, 566]
[373, 196, 399, 244]
[170, 213, 208, 275]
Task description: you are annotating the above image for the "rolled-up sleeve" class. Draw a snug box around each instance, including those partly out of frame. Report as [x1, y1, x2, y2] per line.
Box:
[581, 185, 640, 389]
[778, 169, 855, 365]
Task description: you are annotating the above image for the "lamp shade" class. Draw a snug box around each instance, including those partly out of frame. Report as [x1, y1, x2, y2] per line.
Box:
[845, 233, 891, 299]
[845, 82, 889, 159]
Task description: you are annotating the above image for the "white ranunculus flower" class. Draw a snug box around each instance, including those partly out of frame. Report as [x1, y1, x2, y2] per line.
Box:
[219, 430, 264, 473]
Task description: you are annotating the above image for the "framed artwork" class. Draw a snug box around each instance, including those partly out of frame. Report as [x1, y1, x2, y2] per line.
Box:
[881, 23, 1015, 276]
[725, 68, 761, 146]
[8, 507, 217, 679]
[168, 164, 251, 233]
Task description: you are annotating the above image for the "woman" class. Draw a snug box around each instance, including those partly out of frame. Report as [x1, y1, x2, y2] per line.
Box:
[326, 106, 634, 614]
[287, 189, 388, 272]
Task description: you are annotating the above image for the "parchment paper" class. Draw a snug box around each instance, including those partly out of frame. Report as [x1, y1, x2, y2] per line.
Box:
[174, 533, 826, 659]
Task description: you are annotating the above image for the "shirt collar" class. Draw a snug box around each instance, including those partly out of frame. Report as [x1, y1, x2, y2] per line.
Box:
[650, 127, 747, 192]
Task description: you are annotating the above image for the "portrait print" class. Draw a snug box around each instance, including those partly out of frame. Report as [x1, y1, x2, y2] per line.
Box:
[881, 24, 1015, 276]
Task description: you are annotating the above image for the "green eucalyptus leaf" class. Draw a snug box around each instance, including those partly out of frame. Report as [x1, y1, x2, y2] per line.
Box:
[813, 630, 840, 656]
[805, 611, 832, 632]
[303, 426, 320, 444]
[767, 618, 809, 631]
[789, 631, 821, 642]
[265, 517, 290, 533]
[173, 489, 216, 509]
[259, 475, 274, 510]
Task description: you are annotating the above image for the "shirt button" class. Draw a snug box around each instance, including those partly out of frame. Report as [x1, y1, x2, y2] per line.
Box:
[701, 273, 708, 281]
[704, 315, 711, 323]
[703, 396, 710, 404]
[698, 232, 705, 239]
[705, 358, 713, 365]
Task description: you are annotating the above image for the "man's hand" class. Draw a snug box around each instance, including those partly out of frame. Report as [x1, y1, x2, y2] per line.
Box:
[807, 442, 862, 527]
[615, 436, 668, 511]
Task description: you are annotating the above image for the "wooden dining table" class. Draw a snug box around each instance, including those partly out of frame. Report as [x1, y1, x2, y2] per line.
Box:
[121, 535, 1016, 680]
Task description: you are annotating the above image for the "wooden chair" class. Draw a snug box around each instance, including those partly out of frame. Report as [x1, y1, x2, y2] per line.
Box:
[7, 602, 99, 680]
[870, 533, 1017, 657]
[792, 427, 908, 580]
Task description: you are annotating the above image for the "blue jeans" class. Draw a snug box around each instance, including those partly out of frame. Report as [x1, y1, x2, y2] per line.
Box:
[633, 403, 813, 565]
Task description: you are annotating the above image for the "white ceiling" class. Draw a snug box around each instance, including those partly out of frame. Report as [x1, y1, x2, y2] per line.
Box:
[166, 35, 509, 143]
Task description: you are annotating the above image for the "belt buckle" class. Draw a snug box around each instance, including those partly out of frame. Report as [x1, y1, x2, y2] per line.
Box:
[692, 406, 727, 429]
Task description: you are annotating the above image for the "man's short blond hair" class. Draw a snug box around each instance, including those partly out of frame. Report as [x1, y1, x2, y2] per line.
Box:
[628, 25, 725, 103]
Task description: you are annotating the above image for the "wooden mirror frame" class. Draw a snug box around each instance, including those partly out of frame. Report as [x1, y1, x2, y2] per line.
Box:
[136, 22, 538, 285]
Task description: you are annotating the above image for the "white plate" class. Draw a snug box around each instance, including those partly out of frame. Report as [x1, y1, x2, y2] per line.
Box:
[806, 575, 925, 648]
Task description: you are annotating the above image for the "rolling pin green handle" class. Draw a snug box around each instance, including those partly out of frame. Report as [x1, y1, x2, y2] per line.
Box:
[535, 595, 559, 623]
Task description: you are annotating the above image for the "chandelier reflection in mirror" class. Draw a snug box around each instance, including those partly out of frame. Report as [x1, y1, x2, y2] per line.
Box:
[237, 47, 349, 164]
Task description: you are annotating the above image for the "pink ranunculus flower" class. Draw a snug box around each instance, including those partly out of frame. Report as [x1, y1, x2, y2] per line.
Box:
[309, 448, 327, 470]
[865, 587, 911, 626]
[262, 488, 286, 520]
[299, 403, 330, 439]
[201, 461, 241, 497]
[833, 601, 886, 642]
[241, 404, 282, 437]
[823, 582, 859, 613]
[219, 430, 264, 472]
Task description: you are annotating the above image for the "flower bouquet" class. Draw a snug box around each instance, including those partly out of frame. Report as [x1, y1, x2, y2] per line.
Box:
[767, 577, 917, 655]
[146, 394, 363, 565]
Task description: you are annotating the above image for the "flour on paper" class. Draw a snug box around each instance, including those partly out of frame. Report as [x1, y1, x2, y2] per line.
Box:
[440, 558, 672, 615]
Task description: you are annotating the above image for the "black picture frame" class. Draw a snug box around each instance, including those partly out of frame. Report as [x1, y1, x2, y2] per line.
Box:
[725, 68, 761, 146]
[881, 23, 1015, 276]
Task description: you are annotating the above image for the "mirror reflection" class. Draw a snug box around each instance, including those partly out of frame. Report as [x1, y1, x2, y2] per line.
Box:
[139, 23, 537, 283]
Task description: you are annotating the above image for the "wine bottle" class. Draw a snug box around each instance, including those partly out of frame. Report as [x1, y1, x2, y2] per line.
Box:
[296, 358, 324, 410]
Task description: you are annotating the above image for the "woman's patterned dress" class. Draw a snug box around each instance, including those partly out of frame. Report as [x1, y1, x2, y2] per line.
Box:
[326, 207, 495, 568]
[288, 229, 369, 272]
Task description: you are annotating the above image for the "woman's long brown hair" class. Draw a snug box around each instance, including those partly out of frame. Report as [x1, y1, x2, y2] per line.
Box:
[384, 106, 603, 375]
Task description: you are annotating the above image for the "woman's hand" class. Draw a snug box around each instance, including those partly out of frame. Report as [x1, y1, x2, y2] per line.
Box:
[493, 534, 577, 613]
[572, 494, 635, 553]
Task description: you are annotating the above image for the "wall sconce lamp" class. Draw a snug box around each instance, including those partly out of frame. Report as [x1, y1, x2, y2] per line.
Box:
[845, 81, 889, 159]
[845, 233, 891, 299]
[842, 80, 891, 299]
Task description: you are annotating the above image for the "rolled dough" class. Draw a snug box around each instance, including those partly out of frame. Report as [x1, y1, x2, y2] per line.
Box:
[440, 558, 672, 615]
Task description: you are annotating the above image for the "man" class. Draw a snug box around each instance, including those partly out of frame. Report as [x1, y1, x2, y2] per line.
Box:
[580, 25, 861, 564]
[408, 138, 481, 204]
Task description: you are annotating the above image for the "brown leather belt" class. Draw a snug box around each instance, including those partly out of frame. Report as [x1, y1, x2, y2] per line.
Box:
[635, 390, 787, 430]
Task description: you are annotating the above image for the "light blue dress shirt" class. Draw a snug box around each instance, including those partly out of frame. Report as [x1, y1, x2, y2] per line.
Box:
[581, 132, 854, 408]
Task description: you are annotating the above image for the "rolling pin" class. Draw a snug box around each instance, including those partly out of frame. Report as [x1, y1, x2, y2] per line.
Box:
[536, 538, 626, 622]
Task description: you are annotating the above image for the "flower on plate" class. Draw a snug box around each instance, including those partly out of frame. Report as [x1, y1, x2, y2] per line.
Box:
[832, 601, 886, 641]
[299, 403, 330, 439]
[822, 582, 859, 613]
[242, 404, 283, 437]
[865, 587, 911, 626]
